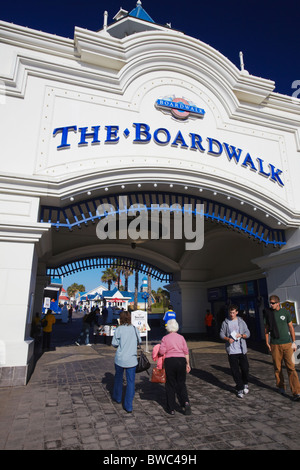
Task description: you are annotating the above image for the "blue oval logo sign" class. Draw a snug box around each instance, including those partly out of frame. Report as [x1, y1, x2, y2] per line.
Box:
[155, 96, 205, 120]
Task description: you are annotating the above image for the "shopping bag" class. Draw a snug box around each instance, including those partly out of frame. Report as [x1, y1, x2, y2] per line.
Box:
[151, 367, 166, 383]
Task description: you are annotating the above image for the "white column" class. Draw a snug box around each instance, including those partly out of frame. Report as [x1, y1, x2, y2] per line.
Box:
[167, 281, 210, 334]
[0, 241, 37, 366]
[0, 194, 51, 385]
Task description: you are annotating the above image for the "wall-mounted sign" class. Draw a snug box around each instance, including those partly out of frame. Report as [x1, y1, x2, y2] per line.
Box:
[155, 96, 205, 120]
[52, 122, 284, 187]
[282, 300, 298, 324]
[227, 282, 255, 297]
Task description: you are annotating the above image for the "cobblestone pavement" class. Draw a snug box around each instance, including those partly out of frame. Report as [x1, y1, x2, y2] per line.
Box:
[1, 315, 300, 451]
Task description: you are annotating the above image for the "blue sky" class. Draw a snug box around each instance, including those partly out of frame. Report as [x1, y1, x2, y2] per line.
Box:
[61, 269, 162, 294]
[1, 0, 299, 292]
[1, 0, 299, 96]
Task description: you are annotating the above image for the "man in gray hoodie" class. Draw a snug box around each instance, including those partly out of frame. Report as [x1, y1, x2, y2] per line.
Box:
[220, 304, 251, 398]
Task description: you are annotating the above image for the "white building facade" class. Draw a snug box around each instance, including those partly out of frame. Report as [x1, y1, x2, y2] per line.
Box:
[1, 2, 300, 385]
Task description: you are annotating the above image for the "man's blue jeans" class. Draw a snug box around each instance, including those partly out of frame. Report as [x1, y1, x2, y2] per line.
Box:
[113, 363, 136, 412]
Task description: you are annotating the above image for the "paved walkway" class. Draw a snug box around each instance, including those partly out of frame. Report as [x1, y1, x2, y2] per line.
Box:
[1, 315, 300, 451]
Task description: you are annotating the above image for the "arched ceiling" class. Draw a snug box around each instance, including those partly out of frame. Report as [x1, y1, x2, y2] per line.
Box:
[39, 190, 284, 284]
[40, 191, 285, 246]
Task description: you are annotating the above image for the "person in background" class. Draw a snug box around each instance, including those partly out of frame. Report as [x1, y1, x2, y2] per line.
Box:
[163, 305, 176, 327]
[101, 304, 108, 325]
[265, 295, 300, 401]
[68, 306, 73, 323]
[42, 309, 56, 350]
[220, 304, 250, 398]
[204, 309, 214, 337]
[75, 308, 99, 346]
[159, 319, 191, 416]
[99, 305, 109, 344]
[31, 312, 41, 338]
[111, 311, 141, 413]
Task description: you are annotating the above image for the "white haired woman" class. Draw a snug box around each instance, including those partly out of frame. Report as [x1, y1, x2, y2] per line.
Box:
[158, 319, 191, 416]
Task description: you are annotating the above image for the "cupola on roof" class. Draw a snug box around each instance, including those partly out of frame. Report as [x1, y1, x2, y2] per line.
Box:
[105, 1, 169, 39]
[129, 0, 155, 23]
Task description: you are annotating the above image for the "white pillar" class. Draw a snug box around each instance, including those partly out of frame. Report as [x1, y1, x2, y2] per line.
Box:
[0, 241, 37, 384]
[167, 281, 210, 334]
[0, 194, 51, 386]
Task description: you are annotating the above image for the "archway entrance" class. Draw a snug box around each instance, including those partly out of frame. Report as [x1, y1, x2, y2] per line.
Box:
[37, 189, 285, 340]
[46, 255, 173, 283]
[40, 191, 285, 247]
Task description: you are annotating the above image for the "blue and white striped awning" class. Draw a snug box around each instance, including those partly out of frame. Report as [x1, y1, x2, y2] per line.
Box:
[39, 191, 286, 248]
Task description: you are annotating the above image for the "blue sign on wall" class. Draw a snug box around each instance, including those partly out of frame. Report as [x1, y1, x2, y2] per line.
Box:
[155, 96, 205, 120]
[52, 122, 284, 187]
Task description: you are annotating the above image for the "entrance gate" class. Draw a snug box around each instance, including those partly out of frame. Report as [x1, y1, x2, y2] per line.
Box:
[38, 189, 286, 345]
[46, 255, 172, 283]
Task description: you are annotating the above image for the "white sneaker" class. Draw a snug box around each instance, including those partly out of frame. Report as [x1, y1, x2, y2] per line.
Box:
[243, 385, 249, 395]
[86, 343, 92, 346]
[237, 390, 244, 398]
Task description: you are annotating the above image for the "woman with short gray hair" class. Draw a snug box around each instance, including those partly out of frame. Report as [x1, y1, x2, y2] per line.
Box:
[158, 319, 191, 416]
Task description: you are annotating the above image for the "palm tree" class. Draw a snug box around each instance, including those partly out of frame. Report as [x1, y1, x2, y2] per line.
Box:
[156, 287, 170, 312]
[101, 267, 117, 290]
[67, 283, 85, 299]
[122, 265, 134, 291]
[104, 263, 134, 291]
[115, 266, 123, 290]
[151, 289, 157, 301]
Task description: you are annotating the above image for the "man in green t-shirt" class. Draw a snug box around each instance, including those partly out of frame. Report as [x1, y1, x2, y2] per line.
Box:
[265, 295, 300, 400]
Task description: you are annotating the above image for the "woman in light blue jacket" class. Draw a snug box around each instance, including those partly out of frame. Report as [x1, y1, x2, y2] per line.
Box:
[112, 311, 141, 412]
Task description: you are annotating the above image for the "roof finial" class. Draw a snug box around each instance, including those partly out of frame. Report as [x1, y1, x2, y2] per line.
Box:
[103, 11, 108, 32]
[239, 51, 245, 71]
